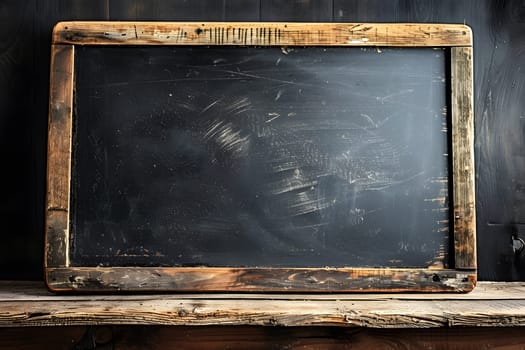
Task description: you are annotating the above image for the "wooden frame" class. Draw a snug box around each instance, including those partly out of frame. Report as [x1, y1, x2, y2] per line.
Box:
[45, 22, 475, 293]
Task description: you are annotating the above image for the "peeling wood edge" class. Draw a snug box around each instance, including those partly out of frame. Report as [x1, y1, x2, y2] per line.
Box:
[45, 267, 476, 293]
[45, 44, 74, 269]
[451, 47, 476, 270]
[51, 21, 473, 47]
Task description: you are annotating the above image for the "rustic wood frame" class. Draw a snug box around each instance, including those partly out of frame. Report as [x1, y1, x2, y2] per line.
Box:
[45, 22, 475, 293]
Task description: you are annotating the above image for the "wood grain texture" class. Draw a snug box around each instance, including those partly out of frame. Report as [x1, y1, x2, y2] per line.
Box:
[451, 46, 476, 270]
[2, 281, 522, 301]
[45, 44, 74, 268]
[1, 281, 524, 328]
[474, 0, 525, 281]
[45, 267, 475, 293]
[105, 326, 525, 350]
[2, 326, 525, 350]
[44, 21, 476, 292]
[51, 22, 473, 46]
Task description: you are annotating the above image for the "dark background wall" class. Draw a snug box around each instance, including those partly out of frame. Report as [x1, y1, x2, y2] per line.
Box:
[1, 0, 524, 281]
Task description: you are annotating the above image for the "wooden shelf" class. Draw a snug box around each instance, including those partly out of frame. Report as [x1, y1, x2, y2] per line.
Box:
[1, 281, 525, 328]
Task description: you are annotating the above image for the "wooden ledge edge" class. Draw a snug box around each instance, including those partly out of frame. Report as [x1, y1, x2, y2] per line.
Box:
[44, 267, 476, 293]
[51, 21, 473, 47]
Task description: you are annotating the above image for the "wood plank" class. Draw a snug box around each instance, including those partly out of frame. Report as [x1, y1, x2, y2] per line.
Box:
[2, 326, 525, 350]
[27, 0, 111, 280]
[113, 327, 525, 350]
[1, 285, 525, 328]
[45, 44, 74, 268]
[2, 281, 525, 328]
[0, 281, 520, 302]
[3, 297, 523, 328]
[51, 22, 473, 46]
[45, 267, 475, 293]
[451, 46, 476, 270]
[1, 281, 524, 301]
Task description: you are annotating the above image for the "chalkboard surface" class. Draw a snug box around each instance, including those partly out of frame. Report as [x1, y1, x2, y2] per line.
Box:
[71, 46, 450, 269]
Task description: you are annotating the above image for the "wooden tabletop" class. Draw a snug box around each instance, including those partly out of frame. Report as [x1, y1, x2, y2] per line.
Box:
[1, 281, 524, 328]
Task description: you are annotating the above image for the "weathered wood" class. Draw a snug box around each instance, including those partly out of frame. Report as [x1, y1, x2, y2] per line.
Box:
[45, 44, 74, 268]
[51, 22, 473, 46]
[44, 211, 69, 269]
[1, 281, 523, 301]
[2, 326, 525, 350]
[45, 267, 475, 293]
[109, 327, 525, 350]
[44, 22, 476, 293]
[451, 46, 476, 270]
[1, 281, 525, 328]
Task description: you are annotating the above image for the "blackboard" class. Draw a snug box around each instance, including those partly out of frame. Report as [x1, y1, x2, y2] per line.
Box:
[45, 22, 476, 292]
[72, 45, 449, 268]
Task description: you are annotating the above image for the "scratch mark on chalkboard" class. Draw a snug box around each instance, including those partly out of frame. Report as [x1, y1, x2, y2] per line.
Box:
[73, 46, 449, 268]
[266, 113, 281, 123]
[102, 77, 250, 88]
[201, 99, 253, 160]
[431, 177, 448, 184]
[281, 47, 292, 55]
[360, 114, 377, 128]
[267, 176, 317, 196]
[182, 64, 419, 104]
[280, 192, 334, 217]
[425, 197, 447, 205]
[223, 97, 252, 116]
[206, 67, 301, 86]
[379, 89, 414, 103]
[203, 121, 251, 160]
[213, 58, 227, 65]
[200, 99, 221, 114]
